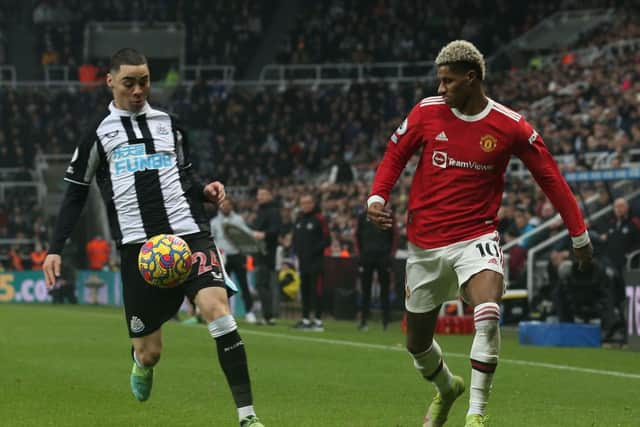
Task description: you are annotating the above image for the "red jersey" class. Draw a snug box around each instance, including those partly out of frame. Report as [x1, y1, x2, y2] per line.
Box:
[370, 96, 587, 249]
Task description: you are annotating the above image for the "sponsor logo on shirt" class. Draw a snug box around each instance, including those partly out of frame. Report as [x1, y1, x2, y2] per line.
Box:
[432, 150, 448, 168]
[432, 150, 494, 171]
[112, 143, 173, 176]
[480, 134, 497, 152]
[528, 129, 538, 145]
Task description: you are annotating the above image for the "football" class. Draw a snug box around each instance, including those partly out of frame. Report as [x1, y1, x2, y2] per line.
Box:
[138, 234, 193, 288]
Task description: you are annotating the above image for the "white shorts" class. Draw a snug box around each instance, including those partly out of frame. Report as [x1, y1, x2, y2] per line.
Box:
[405, 232, 505, 313]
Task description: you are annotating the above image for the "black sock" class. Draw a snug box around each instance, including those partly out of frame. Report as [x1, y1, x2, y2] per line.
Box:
[215, 330, 253, 408]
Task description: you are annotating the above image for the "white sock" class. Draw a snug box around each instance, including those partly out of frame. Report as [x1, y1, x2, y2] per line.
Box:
[468, 302, 501, 416]
[410, 340, 453, 395]
[238, 405, 256, 420]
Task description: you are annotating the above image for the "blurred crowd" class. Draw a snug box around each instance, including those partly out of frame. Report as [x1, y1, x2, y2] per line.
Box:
[277, 0, 629, 65]
[31, 0, 273, 75]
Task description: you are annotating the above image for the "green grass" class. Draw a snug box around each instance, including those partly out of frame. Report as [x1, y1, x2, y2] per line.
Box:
[1, 304, 638, 426]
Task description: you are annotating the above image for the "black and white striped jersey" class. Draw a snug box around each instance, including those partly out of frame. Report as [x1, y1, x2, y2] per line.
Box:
[64, 101, 209, 245]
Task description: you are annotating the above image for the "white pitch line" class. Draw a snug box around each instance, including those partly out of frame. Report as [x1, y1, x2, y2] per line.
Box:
[242, 329, 640, 380]
[27, 307, 640, 380]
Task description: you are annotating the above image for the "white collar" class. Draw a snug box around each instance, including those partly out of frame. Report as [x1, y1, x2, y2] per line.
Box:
[108, 101, 151, 117]
[450, 98, 493, 122]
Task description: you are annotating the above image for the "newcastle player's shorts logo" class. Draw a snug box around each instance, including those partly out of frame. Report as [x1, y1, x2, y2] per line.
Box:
[480, 134, 497, 152]
[130, 316, 145, 333]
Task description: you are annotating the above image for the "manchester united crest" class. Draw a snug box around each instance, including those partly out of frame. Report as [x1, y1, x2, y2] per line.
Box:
[480, 134, 497, 152]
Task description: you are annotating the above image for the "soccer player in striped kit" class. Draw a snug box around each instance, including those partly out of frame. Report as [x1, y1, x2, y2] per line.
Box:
[367, 40, 593, 426]
[42, 48, 264, 427]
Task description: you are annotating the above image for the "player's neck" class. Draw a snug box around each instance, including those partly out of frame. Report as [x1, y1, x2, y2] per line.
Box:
[457, 94, 489, 116]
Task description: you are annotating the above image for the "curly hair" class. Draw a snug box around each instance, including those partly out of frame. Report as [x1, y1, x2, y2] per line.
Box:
[435, 40, 486, 81]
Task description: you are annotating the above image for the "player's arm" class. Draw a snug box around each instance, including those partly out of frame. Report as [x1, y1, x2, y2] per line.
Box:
[367, 104, 425, 229]
[44, 132, 101, 287]
[173, 120, 225, 204]
[513, 119, 593, 269]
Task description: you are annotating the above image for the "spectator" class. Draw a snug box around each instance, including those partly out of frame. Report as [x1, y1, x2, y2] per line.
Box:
[278, 258, 300, 301]
[30, 241, 48, 270]
[252, 187, 281, 325]
[354, 207, 398, 331]
[85, 235, 111, 271]
[291, 194, 330, 331]
[598, 197, 640, 343]
[552, 260, 608, 324]
[210, 198, 257, 324]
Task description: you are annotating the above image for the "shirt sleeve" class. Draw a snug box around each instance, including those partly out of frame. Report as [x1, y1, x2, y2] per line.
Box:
[513, 118, 587, 237]
[369, 103, 426, 204]
[49, 182, 90, 254]
[64, 130, 101, 186]
[172, 117, 206, 202]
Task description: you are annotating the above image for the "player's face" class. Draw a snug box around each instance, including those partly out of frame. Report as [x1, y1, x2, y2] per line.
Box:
[436, 65, 472, 109]
[107, 64, 151, 112]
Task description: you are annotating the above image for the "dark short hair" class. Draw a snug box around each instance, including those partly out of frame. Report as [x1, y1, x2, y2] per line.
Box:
[110, 48, 147, 73]
[439, 61, 484, 81]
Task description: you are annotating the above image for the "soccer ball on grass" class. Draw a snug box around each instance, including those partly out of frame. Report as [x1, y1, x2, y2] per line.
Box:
[138, 234, 193, 288]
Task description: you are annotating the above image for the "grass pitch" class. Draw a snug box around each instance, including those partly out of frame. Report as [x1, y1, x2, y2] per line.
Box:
[1, 304, 638, 426]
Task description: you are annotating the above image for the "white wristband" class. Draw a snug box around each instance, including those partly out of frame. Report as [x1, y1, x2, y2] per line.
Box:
[571, 231, 590, 249]
[367, 195, 386, 207]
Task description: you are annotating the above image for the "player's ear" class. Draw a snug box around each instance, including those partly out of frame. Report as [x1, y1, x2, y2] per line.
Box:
[467, 70, 476, 85]
[106, 73, 113, 88]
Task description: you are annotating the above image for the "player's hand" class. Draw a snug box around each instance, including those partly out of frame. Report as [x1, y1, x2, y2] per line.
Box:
[253, 231, 266, 240]
[573, 242, 593, 272]
[367, 202, 393, 230]
[203, 181, 226, 204]
[43, 254, 62, 288]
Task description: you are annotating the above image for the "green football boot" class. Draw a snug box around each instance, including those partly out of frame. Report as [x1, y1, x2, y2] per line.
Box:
[240, 415, 264, 427]
[130, 362, 154, 402]
[465, 414, 489, 426]
[423, 375, 465, 427]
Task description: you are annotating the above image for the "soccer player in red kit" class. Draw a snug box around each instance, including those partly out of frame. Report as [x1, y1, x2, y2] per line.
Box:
[367, 40, 593, 427]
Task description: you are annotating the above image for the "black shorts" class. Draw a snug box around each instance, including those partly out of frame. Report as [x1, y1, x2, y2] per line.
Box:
[120, 231, 231, 338]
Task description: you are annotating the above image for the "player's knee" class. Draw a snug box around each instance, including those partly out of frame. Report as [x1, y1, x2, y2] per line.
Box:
[137, 347, 161, 366]
[199, 299, 231, 323]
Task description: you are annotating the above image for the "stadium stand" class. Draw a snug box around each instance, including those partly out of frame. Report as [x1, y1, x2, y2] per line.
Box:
[276, 0, 626, 65]
[31, 0, 274, 77]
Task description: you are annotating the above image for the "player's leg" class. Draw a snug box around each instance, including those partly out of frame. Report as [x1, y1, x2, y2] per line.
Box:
[462, 270, 502, 426]
[454, 233, 504, 426]
[121, 242, 183, 402]
[407, 309, 464, 427]
[195, 286, 263, 426]
[405, 243, 465, 427]
[130, 329, 162, 401]
[188, 235, 263, 426]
